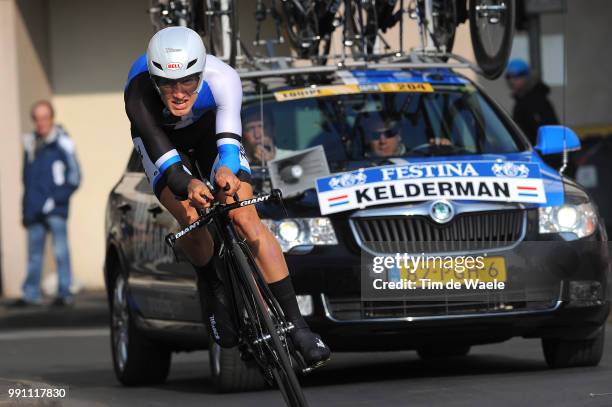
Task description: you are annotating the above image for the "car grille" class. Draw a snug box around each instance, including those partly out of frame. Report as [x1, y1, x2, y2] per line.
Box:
[323, 289, 560, 321]
[350, 210, 525, 254]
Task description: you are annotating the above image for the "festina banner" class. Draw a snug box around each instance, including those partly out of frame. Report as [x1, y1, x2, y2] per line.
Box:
[315, 161, 547, 215]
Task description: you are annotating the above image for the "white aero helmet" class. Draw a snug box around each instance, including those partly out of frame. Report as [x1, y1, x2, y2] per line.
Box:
[146, 26, 206, 93]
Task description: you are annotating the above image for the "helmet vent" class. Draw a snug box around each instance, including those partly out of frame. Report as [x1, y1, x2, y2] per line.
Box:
[152, 61, 163, 70]
[186, 58, 198, 69]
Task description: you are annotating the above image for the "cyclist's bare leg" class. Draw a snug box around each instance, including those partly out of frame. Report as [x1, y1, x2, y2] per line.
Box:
[218, 182, 288, 283]
[158, 186, 214, 266]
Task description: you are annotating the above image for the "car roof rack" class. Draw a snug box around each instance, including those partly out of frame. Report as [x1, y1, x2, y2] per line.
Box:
[238, 51, 481, 81]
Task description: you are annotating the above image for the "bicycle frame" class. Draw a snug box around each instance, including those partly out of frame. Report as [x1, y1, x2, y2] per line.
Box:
[164, 187, 290, 349]
[165, 187, 311, 406]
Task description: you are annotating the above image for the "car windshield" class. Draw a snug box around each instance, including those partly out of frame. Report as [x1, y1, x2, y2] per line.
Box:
[241, 86, 522, 169]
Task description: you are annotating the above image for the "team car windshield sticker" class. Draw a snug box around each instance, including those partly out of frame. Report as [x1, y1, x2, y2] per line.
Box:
[315, 161, 547, 215]
[274, 82, 433, 102]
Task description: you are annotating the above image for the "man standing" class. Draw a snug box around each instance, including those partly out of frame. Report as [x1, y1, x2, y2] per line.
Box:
[506, 59, 559, 146]
[14, 100, 81, 307]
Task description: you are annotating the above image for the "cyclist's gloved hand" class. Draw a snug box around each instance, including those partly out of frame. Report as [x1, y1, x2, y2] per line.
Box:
[187, 178, 214, 208]
[215, 166, 241, 198]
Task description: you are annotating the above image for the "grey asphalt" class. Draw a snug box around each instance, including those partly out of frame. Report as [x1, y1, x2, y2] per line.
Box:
[1, 325, 612, 407]
[0, 291, 108, 330]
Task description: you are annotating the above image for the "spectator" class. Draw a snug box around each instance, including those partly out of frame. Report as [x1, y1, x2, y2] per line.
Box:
[506, 59, 559, 146]
[11, 100, 81, 307]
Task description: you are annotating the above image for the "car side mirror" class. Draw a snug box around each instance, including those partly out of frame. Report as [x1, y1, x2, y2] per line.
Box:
[534, 125, 581, 156]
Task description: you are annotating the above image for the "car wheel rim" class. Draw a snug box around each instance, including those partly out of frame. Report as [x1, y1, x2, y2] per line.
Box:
[112, 274, 129, 372]
[211, 341, 221, 377]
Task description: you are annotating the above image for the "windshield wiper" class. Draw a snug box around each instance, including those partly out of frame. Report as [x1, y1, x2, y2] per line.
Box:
[406, 144, 475, 156]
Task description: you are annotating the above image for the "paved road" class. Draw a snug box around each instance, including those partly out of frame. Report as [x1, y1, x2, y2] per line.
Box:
[1, 325, 612, 407]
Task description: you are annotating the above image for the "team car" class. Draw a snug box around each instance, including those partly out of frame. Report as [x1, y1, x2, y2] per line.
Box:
[104, 66, 610, 391]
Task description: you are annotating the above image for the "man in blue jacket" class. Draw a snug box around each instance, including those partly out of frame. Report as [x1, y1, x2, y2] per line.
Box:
[13, 100, 81, 307]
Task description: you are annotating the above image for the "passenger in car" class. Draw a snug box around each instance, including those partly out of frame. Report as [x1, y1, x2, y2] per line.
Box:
[242, 110, 293, 163]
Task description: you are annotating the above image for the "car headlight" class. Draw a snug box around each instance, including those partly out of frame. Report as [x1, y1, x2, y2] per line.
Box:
[538, 202, 597, 239]
[262, 218, 338, 253]
[278, 220, 300, 242]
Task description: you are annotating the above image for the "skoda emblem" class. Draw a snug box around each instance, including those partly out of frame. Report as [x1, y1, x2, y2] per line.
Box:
[429, 200, 454, 224]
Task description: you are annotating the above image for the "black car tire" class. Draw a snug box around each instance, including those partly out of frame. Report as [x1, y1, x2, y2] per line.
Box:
[417, 345, 471, 360]
[110, 272, 171, 386]
[209, 339, 267, 392]
[542, 326, 605, 369]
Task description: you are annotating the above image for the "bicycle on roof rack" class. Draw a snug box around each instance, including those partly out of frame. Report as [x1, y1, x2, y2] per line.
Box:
[252, 0, 514, 79]
[149, 0, 193, 32]
[197, 0, 240, 67]
[149, 0, 241, 67]
[272, 0, 515, 79]
[412, 0, 515, 79]
[149, 0, 514, 79]
[267, 0, 388, 63]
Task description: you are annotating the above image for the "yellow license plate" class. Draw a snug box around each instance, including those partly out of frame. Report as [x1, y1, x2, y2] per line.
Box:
[398, 256, 506, 287]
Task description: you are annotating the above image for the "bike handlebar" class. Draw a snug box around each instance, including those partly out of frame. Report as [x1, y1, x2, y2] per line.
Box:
[165, 187, 284, 249]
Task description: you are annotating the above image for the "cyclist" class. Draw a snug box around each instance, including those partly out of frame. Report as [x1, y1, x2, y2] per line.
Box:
[124, 26, 330, 366]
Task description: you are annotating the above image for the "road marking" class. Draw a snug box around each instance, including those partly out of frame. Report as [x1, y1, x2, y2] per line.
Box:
[590, 392, 612, 397]
[0, 328, 109, 341]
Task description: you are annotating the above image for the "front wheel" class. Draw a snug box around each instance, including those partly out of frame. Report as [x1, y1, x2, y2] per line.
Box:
[232, 241, 309, 407]
[469, 0, 515, 79]
[110, 272, 171, 386]
[209, 339, 267, 393]
[542, 327, 606, 369]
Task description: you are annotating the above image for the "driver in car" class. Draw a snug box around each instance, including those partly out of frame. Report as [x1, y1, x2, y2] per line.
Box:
[362, 113, 452, 158]
[362, 114, 406, 157]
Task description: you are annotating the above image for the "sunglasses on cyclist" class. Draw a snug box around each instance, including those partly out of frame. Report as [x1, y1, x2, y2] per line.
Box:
[152, 73, 201, 95]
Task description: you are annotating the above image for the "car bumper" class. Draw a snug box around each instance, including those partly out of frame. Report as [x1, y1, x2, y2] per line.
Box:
[286, 238, 611, 352]
[306, 295, 610, 351]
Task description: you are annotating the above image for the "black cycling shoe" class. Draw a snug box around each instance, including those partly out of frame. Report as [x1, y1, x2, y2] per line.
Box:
[290, 328, 331, 368]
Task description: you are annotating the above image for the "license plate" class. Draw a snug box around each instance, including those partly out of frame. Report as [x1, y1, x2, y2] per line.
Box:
[391, 256, 506, 287]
